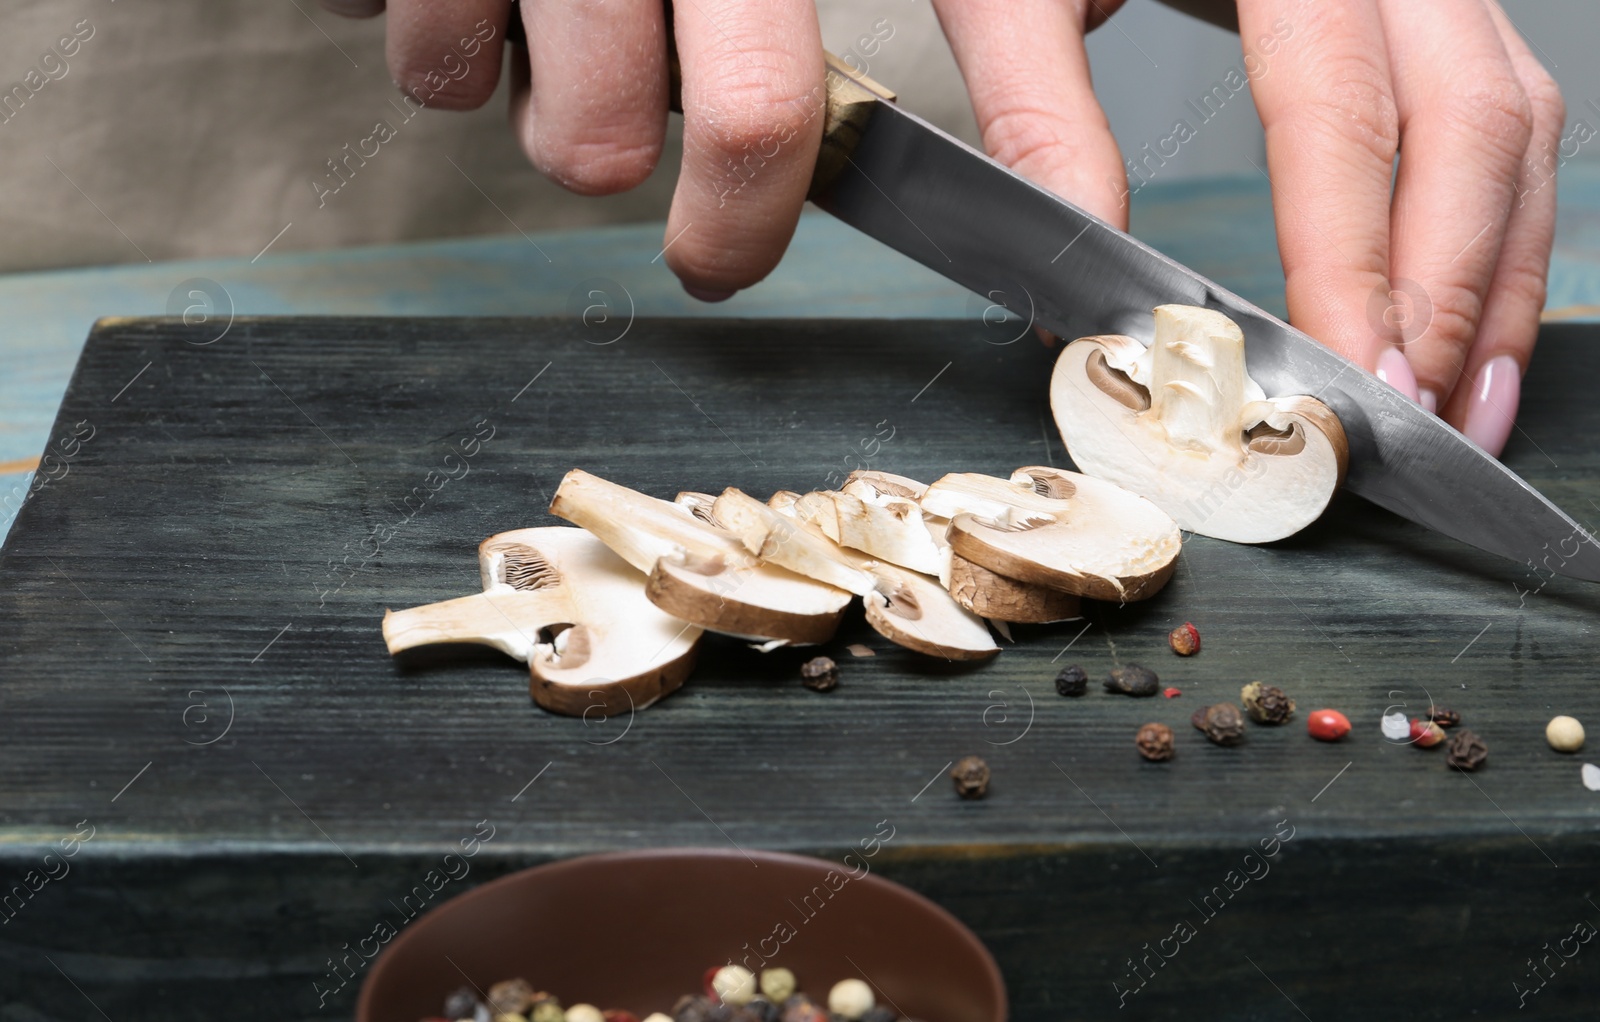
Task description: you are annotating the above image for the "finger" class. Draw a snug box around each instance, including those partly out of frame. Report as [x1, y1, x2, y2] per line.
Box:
[1242, 0, 1415, 395]
[664, 0, 826, 296]
[509, 0, 669, 196]
[1379, 0, 1533, 419]
[930, 0, 1129, 229]
[319, 0, 385, 16]
[1438, 4, 1564, 456]
[386, 0, 509, 111]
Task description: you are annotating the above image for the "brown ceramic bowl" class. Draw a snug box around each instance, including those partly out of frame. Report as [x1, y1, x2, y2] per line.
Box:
[357, 848, 1006, 1022]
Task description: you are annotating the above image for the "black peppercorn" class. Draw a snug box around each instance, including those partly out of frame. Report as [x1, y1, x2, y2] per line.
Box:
[676, 994, 723, 1022]
[1054, 664, 1089, 697]
[801, 656, 839, 692]
[1104, 663, 1160, 697]
[745, 1000, 782, 1022]
[443, 986, 481, 1019]
[1240, 682, 1296, 725]
[780, 995, 828, 1022]
[859, 1009, 898, 1022]
[1136, 722, 1175, 761]
[487, 978, 535, 1014]
[1428, 707, 1462, 728]
[951, 755, 991, 799]
[1447, 728, 1488, 771]
[1192, 702, 1246, 746]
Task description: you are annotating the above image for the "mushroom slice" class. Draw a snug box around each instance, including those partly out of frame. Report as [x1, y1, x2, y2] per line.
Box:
[834, 473, 1079, 623]
[1050, 304, 1349, 543]
[920, 466, 1181, 602]
[712, 488, 998, 661]
[550, 470, 850, 645]
[382, 527, 701, 716]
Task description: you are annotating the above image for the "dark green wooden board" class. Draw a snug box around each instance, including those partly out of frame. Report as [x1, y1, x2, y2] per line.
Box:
[3, 316, 1599, 1020]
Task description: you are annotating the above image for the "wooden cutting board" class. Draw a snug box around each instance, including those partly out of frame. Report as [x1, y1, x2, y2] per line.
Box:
[2, 316, 1598, 1019]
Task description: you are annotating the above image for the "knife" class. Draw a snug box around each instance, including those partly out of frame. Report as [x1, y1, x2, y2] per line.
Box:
[779, 54, 1600, 582]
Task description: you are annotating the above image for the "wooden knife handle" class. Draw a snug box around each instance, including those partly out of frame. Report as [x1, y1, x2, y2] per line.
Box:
[505, 2, 895, 200]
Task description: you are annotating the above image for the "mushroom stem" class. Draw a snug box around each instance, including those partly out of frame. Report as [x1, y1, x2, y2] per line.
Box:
[1149, 304, 1249, 454]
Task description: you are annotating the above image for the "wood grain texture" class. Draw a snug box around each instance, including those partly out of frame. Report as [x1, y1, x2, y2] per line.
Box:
[2, 316, 1599, 1018]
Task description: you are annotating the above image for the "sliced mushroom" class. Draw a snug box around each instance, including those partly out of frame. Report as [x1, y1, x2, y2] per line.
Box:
[550, 470, 850, 646]
[920, 466, 1181, 601]
[1051, 304, 1349, 543]
[712, 488, 999, 660]
[838, 473, 1082, 623]
[382, 527, 702, 716]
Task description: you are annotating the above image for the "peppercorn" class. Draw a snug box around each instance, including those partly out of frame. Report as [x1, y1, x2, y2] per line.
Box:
[1409, 718, 1446, 748]
[1427, 707, 1462, 728]
[489, 980, 537, 1015]
[801, 656, 838, 692]
[605, 1012, 640, 1022]
[725, 1009, 765, 1022]
[1546, 715, 1585, 753]
[444, 987, 481, 1019]
[567, 1007, 605, 1022]
[1053, 664, 1089, 697]
[1447, 728, 1489, 771]
[1104, 664, 1160, 697]
[531, 1000, 566, 1022]
[951, 755, 990, 799]
[644, 1015, 675, 1022]
[1168, 621, 1201, 656]
[779, 996, 828, 1022]
[713, 966, 758, 1006]
[1136, 722, 1175, 762]
[859, 1010, 897, 1022]
[1240, 682, 1295, 725]
[1191, 702, 1245, 746]
[1307, 708, 1351, 742]
[759, 968, 796, 1003]
[827, 980, 875, 1021]
[674, 995, 721, 1022]
[743, 1000, 781, 1022]
[492, 1015, 527, 1022]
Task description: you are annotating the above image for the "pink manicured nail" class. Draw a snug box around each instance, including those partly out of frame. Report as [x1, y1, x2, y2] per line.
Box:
[1375, 347, 1420, 402]
[1418, 388, 1438, 415]
[683, 284, 736, 303]
[1462, 354, 1521, 457]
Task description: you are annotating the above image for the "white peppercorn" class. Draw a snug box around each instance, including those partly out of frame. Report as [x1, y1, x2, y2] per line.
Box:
[564, 1005, 603, 1022]
[827, 979, 875, 1020]
[529, 1002, 564, 1022]
[1547, 715, 1585, 753]
[759, 967, 796, 1002]
[643, 1015, 674, 1022]
[713, 964, 757, 1005]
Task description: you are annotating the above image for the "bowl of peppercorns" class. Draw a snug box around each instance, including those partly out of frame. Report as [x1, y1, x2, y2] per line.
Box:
[356, 848, 1006, 1022]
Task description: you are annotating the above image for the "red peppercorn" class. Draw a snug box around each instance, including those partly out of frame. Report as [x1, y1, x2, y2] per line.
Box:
[1163, 687, 1182, 698]
[603, 1012, 639, 1022]
[1307, 708, 1351, 742]
[1168, 621, 1201, 656]
[703, 965, 721, 997]
[1409, 717, 1446, 748]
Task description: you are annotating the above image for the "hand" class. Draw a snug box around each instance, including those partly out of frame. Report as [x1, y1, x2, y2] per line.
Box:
[321, 0, 827, 303]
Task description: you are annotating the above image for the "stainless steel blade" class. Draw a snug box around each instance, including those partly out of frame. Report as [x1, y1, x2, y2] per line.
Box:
[813, 101, 1600, 581]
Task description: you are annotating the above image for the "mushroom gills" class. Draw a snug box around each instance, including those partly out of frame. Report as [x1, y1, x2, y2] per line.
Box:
[382, 527, 702, 716]
[550, 470, 851, 646]
[1050, 304, 1348, 543]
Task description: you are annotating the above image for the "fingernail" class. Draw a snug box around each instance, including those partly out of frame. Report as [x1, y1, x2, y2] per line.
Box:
[1375, 347, 1420, 402]
[683, 284, 736, 303]
[1462, 354, 1521, 457]
[1419, 388, 1438, 415]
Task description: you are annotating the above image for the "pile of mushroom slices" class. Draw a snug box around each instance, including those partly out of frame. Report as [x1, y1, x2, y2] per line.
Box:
[382, 465, 1183, 717]
[383, 305, 1346, 719]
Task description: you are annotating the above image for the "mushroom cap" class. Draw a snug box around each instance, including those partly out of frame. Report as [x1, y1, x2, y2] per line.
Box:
[551, 470, 850, 645]
[713, 488, 999, 660]
[1050, 320, 1348, 543]
[921, 466, 1181, 601]
[383, 527, 701, 716]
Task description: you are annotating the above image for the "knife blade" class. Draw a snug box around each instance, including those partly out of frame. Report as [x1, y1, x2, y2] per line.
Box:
[806, 66, 1600, 582]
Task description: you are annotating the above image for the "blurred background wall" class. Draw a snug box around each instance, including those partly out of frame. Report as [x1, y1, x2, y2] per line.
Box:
[0, 0, 1592, 275]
